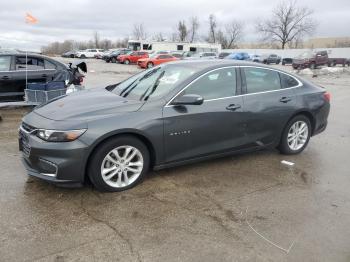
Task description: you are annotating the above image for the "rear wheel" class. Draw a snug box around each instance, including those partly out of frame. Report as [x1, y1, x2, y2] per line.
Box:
[278, 115, 311, 155]
[310, 63, 316, 69]
[124, 59, 130, 65]
[147, 62, 154, 68]
[80, 54, 86, 59]
[88, 136, 150, 192]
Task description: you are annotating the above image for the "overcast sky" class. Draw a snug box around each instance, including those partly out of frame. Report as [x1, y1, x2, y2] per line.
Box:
[1, 0, 349, 51]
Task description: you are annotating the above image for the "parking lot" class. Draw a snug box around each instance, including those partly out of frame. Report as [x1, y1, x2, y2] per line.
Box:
[1, 59, 350, 261]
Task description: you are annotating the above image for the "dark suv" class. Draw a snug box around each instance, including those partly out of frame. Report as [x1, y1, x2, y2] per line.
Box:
[0, 53, 67, 102]
[262, 54, 281, 64]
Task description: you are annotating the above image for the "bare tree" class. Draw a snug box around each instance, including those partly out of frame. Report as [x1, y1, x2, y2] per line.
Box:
[189, 16, 199, 43]
[256, 0, 317, 49]
[133, 23, 147, 40]
[224, 20, 243, 48]
[208, 14, 217, 43]
[177, 20, 188, 42]
[153, 32, 165, 42]
[93, 31, 100, 48]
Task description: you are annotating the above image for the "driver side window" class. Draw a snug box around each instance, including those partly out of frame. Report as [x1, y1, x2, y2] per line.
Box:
[183, 68, 236, 100]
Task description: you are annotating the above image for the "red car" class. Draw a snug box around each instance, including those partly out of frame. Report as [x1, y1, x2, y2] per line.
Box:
[137, 54, 179, 68]
[117, 51, 149, 65]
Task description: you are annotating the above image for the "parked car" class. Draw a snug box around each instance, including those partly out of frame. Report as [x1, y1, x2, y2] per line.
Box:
[104, 49, 132, 63]
[62, 51, 76, 58]
[184, 52, 217, 60]
[328, 57, 349, 67]
[170, 52, 185, 59]
[218, 52, 231, 59]
[137, 54, 179, 68]
[75, 49, 104, 59]
[261, 54, 281, 64]
[225, 52, 250, 60]
[282, 58, 293, 65]
[19, 60, 330, 192]
[292, 51, 328, 69]
[0, 53, 69, 102]
[249, 54, 263, 63]
[117, 51, 149, 64]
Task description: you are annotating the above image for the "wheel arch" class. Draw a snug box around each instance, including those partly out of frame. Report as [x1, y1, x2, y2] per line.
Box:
[83, 130, 157, 181]
[286, 110, 316, 135]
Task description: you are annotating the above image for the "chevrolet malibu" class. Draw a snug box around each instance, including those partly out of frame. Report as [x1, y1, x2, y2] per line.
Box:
[19, 60, 330, 192]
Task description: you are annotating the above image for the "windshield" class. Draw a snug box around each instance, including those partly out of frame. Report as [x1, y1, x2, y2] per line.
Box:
[112, 65, 196, 101]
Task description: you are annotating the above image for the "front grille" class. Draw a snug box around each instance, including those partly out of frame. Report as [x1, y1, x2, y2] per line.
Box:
[21, 122, 36, 133]
[19, 129, 31, 157]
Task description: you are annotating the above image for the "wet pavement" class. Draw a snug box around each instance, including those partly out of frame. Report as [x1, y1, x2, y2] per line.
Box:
[0, 61, 350, 261]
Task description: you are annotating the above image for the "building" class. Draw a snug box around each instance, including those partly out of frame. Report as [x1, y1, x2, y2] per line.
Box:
[127, 40, 222, 53]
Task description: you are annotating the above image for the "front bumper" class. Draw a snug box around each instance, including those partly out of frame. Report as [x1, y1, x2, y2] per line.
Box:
[19, 127, 89, 185]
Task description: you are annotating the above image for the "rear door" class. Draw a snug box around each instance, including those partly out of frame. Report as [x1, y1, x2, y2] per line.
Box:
[240, 66, 298, 146]
[0, 55, 21, 101]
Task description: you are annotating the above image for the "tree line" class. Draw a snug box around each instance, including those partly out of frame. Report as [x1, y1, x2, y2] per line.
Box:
[42, 0, 317, 55]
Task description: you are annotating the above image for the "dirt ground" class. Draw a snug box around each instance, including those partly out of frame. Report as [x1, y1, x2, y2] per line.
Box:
[0, 59, 350, 262]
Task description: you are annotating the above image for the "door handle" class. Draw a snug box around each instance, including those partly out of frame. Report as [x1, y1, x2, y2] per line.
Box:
[279, 97, 292, 103]
[226, 104, 241, 111]
[1, 76, 11, 80]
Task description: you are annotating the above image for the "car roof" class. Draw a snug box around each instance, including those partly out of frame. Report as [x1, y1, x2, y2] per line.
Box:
[168, 59, 262, 68]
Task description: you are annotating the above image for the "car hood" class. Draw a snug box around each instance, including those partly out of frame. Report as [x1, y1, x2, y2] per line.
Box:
[34, 88, 144, 121]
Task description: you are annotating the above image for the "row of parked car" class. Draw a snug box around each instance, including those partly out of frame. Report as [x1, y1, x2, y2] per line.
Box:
[62, 48, 350, 70]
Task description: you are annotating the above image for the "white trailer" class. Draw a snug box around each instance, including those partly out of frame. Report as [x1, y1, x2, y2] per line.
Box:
[127, 40, 221, 53]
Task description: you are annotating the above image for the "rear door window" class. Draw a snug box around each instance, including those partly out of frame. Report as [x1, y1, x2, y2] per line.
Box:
[15, 56, 45, 70]
[0, 56, 11, 71]
[280, 73, 299, 88]
[243, 67, 281, 94]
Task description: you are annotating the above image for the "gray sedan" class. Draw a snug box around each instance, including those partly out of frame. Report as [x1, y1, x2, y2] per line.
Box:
[19, 60, 330, 192]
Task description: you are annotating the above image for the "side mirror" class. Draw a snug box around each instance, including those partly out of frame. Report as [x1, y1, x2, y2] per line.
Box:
[172, 94, 204, 106]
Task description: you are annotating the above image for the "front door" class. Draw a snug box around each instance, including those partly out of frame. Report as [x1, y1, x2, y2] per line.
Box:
[163, 67, 248, 163]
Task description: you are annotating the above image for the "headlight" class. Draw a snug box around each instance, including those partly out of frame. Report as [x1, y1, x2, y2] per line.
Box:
[36, 129, 86, 142]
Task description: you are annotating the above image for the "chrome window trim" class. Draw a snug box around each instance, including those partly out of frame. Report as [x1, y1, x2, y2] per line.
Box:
[165, 65, 302, 107]
[0, 68, 56, 73]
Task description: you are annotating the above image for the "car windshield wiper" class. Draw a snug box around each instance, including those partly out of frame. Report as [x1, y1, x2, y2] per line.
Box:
[140, 70, 165, 101]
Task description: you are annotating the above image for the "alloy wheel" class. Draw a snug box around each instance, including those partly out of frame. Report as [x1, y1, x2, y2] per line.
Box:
[100, 145, 144, 188]
[287, 121, 309, 151]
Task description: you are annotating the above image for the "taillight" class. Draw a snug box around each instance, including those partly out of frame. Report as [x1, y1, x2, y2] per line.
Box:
[323, 92, 331, 102]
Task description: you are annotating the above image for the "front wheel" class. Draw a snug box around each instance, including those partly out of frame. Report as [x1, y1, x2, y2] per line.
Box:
[147, 62, 154, 68]
[124, 59, 130, 65]
[278, 115, 311, 155]
[88, 136, 150, 192]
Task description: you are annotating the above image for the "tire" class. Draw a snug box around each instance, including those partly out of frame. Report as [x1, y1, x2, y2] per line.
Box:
[276, 60, 281, 65]
[278, 115, 311, 155]
[80, 54, 86, 59]
[282, 61, 286, 66]
[310, 63, 316, 70]
[124, 59, 130, 65]
[147, 62, 154, 68]
[111, 57, 116, 63]
[88, 136, 150, 192]
[70, 54, 74, 58]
